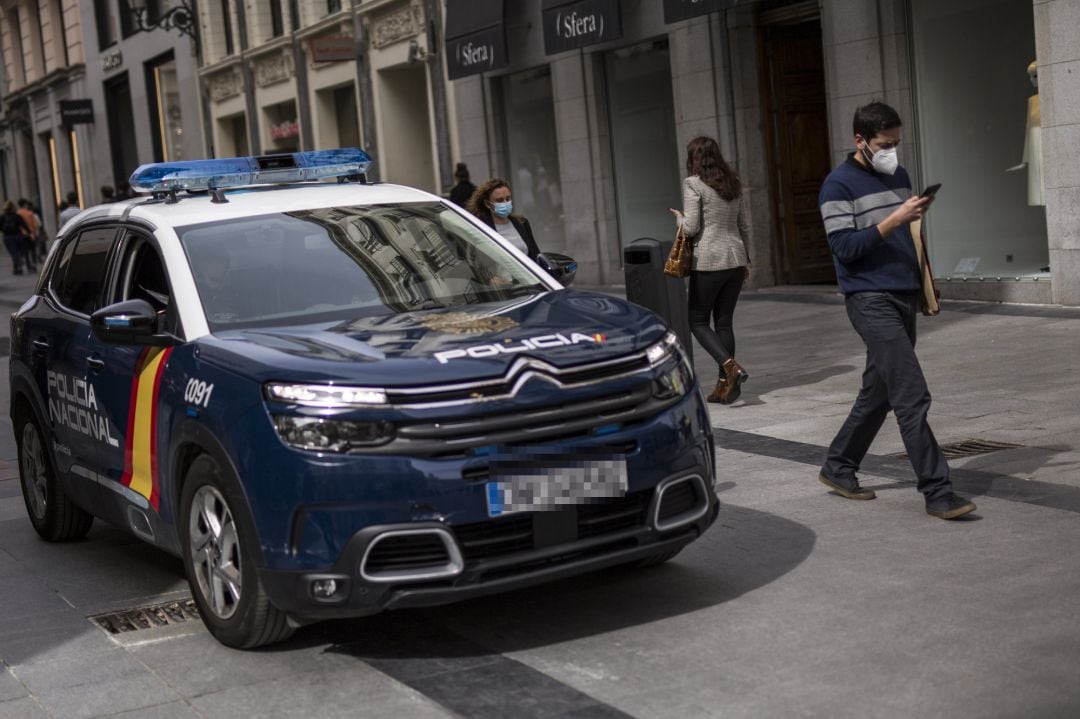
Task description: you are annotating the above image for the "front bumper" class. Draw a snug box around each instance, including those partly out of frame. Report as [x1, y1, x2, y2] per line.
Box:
[259, 468, 718, 620]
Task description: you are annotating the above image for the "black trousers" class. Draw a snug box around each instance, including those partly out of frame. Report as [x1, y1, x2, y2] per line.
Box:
[688, 267, 745, 369]
[822, 291, 952, 501]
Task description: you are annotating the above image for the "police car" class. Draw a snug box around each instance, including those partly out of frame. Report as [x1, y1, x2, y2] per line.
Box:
[10, 149, 717, 648]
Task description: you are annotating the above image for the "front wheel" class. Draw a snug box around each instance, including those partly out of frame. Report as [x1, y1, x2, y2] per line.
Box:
[16, 409, 93, 541]
[180, 455, 293, 648]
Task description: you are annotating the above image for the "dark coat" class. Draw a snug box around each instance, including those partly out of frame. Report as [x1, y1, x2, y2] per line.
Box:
[480, 214, 540, 261]
[448, 181, 476, 207]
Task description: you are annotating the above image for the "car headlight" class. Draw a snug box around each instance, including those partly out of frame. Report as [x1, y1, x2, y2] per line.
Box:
[272, 415, 394, 452]
[653, 361, 693, 400]
[645, 331, 680, 366]
[266, 383, 388, 408]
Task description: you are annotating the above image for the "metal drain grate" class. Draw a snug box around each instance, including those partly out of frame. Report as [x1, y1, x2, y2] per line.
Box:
[90, 599, 201, 635]
[894, 439, 1023, 461]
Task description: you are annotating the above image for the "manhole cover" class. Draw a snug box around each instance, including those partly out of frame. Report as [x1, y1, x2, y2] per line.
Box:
[90, 598, 200, 634]
[893, 439, 1023, 461]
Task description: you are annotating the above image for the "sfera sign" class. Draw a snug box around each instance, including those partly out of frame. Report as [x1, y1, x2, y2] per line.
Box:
[445, 0, 507, 80]
[543, 0, 622, 54]
[446, 25, 507, 79]
[59, 99, 94, 126]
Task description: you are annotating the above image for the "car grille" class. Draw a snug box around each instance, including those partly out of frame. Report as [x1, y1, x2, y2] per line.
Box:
[384, 353, 652, 407]
[452, 490, 653, 564]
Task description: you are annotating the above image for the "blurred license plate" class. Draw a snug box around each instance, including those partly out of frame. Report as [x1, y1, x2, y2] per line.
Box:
[486, 458, 628, 517]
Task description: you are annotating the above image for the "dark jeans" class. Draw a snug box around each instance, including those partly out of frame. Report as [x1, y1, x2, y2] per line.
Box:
[688, 267, 745, 369]
[821, 291, 952, 501]
[3, 234, 26, 272]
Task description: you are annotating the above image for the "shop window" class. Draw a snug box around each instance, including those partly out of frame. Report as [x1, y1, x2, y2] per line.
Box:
[216, 113, 249, 157]
[605, 39, 681, 250]
[911, 0, 1048, 277]
[499, 67, 564, 250]
[146, 53, 185, 162]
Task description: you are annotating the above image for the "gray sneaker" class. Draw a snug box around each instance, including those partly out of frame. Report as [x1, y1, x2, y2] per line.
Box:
[818, 473, 876, 500]
[925, 493, 976, 520]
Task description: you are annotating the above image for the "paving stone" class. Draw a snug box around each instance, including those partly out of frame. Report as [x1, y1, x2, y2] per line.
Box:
[0, 696, 49, 719]
[0, 670, 26, 703]
[14, 649, 180, 719]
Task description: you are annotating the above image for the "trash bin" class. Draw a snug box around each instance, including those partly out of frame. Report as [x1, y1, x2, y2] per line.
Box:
[623, 237, 694, 369]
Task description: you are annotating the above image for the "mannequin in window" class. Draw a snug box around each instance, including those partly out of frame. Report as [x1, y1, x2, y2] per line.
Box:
[1008, 60, 1044, 206]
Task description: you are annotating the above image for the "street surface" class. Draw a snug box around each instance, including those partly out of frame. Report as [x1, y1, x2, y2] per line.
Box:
[1, 259, 1079, 718]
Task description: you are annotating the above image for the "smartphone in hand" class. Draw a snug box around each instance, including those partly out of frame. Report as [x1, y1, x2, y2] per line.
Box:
[920, 183, 942, 199]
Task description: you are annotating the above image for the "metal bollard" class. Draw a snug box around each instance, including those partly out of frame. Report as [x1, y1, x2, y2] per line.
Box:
[623, 237, 694, 369]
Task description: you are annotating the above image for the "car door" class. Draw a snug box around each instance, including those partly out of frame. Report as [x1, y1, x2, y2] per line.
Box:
[33, 224, 121, 511]
[87, 227, 183, 520]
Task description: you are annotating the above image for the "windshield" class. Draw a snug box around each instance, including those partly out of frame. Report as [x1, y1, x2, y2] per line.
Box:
[178, 202, 548, 330]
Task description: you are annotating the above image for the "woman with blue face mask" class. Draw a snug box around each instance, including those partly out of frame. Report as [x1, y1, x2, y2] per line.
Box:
[466, 178, 541, 261]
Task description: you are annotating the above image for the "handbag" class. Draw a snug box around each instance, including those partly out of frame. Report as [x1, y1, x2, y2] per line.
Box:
[910, 218, 940, 316]
[663, 225, 693, 278]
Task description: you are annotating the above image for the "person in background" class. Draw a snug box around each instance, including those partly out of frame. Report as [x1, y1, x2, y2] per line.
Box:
[466, 178, 540, 261]
[58, 191, 81, 229]
[448, 163, 476, 208]
[2, 201, 32, 275]
[669, 136, 752, 405]
[100, 185, 115, 204]
[29, 200, 46, 261]
[16, 199, 41, 269]
[116, 180, 136, 200]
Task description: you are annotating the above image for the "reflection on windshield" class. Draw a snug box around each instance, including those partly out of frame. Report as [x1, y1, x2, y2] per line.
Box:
[178, 202, 546, 329]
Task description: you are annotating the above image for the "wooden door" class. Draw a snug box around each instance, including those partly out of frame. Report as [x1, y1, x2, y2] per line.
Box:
[761, 19, 834, 284]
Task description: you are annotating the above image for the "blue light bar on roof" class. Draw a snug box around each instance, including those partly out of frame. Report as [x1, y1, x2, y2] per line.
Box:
[129, 148, 373, 192]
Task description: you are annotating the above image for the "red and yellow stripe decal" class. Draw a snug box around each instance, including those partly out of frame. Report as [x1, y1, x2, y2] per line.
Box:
[120, 347, 173, 510]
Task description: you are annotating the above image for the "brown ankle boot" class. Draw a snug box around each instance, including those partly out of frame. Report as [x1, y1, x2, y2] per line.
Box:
[706, 377, 728, 403]
[719, 358, 748, 404]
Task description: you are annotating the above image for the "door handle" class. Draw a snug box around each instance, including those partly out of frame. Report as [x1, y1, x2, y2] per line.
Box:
[32, 338, 49, 353]
[86, 356, 106, 373]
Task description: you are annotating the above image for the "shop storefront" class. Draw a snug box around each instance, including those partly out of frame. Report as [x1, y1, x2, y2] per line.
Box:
[910, 0, 1050, 287]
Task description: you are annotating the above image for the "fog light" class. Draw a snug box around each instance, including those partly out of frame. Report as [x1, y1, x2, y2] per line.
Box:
[311, 578, 338, 599]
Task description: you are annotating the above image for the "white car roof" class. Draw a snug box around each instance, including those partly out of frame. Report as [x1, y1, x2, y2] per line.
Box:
[63, 182, 441, 235]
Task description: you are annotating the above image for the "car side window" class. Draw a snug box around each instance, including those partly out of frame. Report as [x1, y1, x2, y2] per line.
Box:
[52, 227, 117, 315]
[116, 234, 180, 336]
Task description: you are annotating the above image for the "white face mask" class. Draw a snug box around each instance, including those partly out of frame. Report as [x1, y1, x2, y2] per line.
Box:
[863, 144, 898, 176]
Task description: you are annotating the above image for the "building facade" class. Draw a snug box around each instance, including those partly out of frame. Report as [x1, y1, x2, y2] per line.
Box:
[197, 0, 460, 196]
[446, 0, 1080, 305]
[0, 0, 204, 240]
[0, 0, 86, 241]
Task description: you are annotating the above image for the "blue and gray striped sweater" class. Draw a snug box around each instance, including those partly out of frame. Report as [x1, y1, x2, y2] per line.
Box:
[819, 154, 921, 294]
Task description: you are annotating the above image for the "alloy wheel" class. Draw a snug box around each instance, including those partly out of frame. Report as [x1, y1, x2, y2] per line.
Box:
[20, 422, 47, 520]
[188, 485, 243, 620]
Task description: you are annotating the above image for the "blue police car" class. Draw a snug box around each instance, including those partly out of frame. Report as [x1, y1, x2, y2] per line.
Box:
[10, 149, 717, 647]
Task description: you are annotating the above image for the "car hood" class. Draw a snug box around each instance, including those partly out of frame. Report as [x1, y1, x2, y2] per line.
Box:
[197, 290, 668, 386]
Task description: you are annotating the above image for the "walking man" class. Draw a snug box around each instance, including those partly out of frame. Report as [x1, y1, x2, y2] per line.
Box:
[817, 101, 975, 520]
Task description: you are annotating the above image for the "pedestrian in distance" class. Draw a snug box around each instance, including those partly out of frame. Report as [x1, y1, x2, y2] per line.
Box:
[2, 201, 32, 275]
[448, 163, 476, 208]
[100, 184, 115, 204]
[668, 136, 752, 405]
[16, 199, 40, 271]
[58, 191, 81, 229]
[466, 178, 541, 261]
[817, 101, 975, 520]
[28, 200, 46, 261]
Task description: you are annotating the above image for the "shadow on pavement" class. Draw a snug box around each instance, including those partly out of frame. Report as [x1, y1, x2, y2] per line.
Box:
[301, 503, 815, 659]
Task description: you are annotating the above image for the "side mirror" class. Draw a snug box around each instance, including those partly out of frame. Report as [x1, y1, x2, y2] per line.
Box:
[91, 299, 175, 346]
[537, 252, 578, 286]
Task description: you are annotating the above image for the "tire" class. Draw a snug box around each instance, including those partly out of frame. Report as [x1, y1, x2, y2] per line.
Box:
[635, 547, 683, 568]
[179, 454, 293, 648]
[16, 409, 93, 541]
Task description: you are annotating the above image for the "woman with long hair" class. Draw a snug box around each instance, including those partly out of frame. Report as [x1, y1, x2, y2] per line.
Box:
[669, 136, 752, 404]
[466, 178, 540, 261]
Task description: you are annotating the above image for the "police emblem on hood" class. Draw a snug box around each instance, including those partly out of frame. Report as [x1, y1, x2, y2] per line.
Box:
[414, 312, 518, 335]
